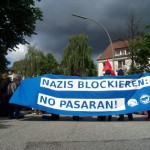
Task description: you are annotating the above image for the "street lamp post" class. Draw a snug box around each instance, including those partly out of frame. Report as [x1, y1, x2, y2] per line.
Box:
[72, 14, 115, 71]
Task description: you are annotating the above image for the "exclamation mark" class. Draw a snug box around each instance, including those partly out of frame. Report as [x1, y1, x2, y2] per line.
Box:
[115, 100, 117, 108]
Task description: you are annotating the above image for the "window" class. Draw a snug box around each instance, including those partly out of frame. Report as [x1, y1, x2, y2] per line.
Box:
[118, 60, 125, 68]
[115, 49, 128, 56]
[115, 50, 121, 56]
[122, 50, 125, 55]
[126, 50, 130, 55]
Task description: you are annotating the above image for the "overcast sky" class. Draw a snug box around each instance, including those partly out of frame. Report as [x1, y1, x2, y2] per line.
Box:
[7, 0, 150, 66]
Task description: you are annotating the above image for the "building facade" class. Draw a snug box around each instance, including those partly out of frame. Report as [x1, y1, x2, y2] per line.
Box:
[97, 40, 131, 76]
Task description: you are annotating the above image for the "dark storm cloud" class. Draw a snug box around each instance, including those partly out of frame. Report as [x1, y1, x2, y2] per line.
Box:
[28, 0, 150, 63]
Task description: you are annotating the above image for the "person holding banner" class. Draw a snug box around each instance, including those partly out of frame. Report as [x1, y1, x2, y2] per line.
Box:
[117, 69, 133, 121]
[7, 75, 22, 119]
[72, 68, 83, 121]
[0, 73, 10, 117]
[97, 60, 116, 121]
[146, 70, 150, 120]
[97, 69, 113, 121]
[147, 111, 150, 119]
[117, 69, 125, 121]
[50, 69, 60, 120]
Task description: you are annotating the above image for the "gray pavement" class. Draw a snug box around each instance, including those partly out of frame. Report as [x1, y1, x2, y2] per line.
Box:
[0, 113, 150, 150]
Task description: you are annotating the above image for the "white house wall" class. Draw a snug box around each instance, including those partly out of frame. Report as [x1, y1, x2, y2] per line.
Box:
[97, 58, 132, 76]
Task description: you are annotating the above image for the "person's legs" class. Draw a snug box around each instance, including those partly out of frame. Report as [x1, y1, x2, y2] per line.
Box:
[128, 113, 133, 120]
[73, 116, 80, 121]
[8, 104, 15, 118]
[0, 99, 2, 116]
[97, 116, 106, 121]
[51, 114, 60, 120]
[107, 115, 112, 121]
[118, 114, 124, 121]
[14, 104, 20, 119]
[147, 110, 150, 118]
[1, 94, 9, 116]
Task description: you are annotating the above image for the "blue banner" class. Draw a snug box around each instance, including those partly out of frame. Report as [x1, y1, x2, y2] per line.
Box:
[10, 73, 150, 116]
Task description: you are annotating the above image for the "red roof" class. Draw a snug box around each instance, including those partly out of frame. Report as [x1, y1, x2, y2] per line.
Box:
[97, 40, 129, 61]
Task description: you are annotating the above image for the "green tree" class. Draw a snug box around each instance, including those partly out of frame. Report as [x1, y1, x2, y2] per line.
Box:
[0, 0, 43, 74]
[126, 10, 141, 74]
[13, 59, 27, 77]
[131, 26, 150, 73]
[118, 10, 142, 74]
[13, 45, 59, 78]
[37, 53, 58, 75]
[61, 34, 97, 76]
[0, 51, 10, 74]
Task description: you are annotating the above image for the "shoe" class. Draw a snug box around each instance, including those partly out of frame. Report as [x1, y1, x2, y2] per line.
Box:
[73, 116, 80, 121]
[97, 116, 106, 121]
[42, 115, 53, 120]
[146, 117, 150, 120]
[117, 117, 124, 121]
[107, 116, 112, 121]
[128, 117, 133, 121]
[51, 114, 59, 120]
[8, 116, 14, 119]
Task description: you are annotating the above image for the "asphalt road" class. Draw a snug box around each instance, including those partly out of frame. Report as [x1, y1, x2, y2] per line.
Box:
[0, 114, 150, 150]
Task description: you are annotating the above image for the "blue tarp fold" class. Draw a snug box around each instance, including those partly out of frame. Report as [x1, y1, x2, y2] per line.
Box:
[10, 73, 150, 116]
